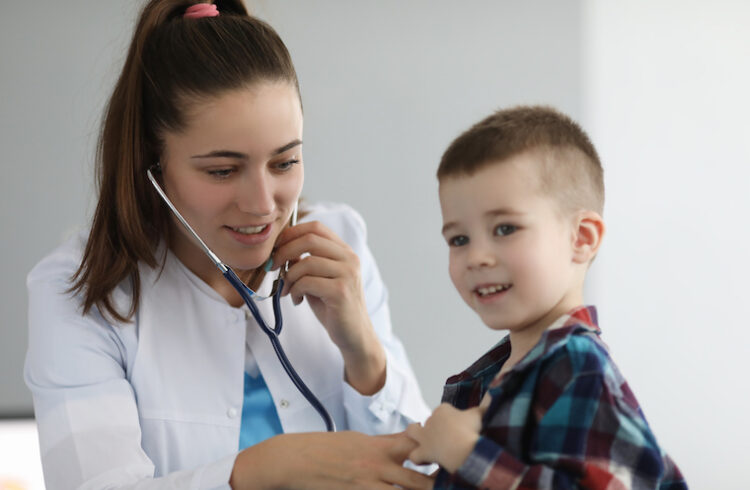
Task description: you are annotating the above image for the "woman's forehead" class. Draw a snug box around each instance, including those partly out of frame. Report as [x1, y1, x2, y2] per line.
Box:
[164, 82, 303, 156]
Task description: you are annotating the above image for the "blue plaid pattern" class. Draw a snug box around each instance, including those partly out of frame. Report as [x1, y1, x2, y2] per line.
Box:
[433, 306, 687, 489]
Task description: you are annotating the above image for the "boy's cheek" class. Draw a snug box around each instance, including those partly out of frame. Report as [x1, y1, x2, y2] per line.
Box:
[447, 260, 464, 293]
[448, 255, 479, 311]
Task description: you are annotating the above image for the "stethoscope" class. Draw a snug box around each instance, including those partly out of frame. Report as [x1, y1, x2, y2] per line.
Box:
[146, 166, 336, 432]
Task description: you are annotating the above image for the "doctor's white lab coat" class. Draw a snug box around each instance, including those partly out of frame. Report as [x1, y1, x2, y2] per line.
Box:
[25, 202, 429, 489]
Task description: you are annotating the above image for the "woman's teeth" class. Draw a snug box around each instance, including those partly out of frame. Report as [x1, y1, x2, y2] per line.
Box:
[476, 284, 511, 296]
[232, 224, 267, 235]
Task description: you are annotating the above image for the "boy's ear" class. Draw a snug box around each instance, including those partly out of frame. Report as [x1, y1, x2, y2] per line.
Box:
[571, 210, 605, 264]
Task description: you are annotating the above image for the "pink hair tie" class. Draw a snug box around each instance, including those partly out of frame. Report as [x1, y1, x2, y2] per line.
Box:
[184, 3, 219, 19]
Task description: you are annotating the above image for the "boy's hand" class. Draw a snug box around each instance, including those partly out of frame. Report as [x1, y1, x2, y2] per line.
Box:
[406, 403, 485, 473]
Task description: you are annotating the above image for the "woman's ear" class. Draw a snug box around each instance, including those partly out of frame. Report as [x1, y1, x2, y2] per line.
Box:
[571, 210, 605, 264]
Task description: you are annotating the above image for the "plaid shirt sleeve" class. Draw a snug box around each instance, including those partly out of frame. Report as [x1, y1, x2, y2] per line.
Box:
[452, 334, 686, 490]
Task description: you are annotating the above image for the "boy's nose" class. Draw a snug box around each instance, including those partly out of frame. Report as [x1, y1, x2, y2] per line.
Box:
[466, 241, 496, 269]
[236, 173, 275, 216]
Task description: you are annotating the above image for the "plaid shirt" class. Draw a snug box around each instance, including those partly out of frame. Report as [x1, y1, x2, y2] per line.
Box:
[433, 306, 687, 490]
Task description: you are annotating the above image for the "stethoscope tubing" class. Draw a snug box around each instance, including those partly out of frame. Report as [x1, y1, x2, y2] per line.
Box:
[224, 268, 337, 432]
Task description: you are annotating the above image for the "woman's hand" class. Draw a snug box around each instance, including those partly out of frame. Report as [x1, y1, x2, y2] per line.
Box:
[406, 403, 485, 473]
[272, 221, 386, 395]
[230, 431, 433, 489]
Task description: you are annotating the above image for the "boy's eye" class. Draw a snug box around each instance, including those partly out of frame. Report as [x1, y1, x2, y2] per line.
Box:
[448, 235, 469, 247]
[494, 224, 517, 236]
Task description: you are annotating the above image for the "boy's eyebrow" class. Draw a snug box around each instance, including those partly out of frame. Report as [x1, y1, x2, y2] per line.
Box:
[441, 208, 524, 235]
[486, 207, 523, 218]
[190, 139, 303, 159]
[441, 222, 457, 235]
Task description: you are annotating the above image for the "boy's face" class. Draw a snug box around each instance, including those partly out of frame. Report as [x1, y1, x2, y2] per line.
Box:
[439, 154, 583, 334]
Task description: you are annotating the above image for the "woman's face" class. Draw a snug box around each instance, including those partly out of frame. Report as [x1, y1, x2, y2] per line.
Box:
[160, 82, 304, 278]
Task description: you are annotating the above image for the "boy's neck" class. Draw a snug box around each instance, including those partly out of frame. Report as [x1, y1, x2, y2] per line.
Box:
[505, 299, 584, 370]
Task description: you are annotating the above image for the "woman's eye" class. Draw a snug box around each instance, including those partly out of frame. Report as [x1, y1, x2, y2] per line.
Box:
[448, 235, 469, 247]
[275, 159, 300, 171]
[494, 224, 517, 236]
[207, 168, 234, 179]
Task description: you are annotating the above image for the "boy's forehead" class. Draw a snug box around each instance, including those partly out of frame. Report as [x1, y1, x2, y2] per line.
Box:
[439, 155, 542, 195]
[438, 155, 565, 225]
[440, 160, 530, 206]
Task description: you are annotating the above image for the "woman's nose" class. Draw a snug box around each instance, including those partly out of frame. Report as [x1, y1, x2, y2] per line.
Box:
[236, 172, 275, 216]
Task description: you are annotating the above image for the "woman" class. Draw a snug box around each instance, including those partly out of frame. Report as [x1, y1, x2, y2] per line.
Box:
[24, 1, 430, 488]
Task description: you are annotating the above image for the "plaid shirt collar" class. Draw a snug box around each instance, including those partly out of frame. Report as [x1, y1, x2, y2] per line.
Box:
[507, 305, 601, 377]
[445, 305, 601, 389]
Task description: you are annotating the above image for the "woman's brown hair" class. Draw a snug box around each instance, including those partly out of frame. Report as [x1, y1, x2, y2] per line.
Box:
[71, 0, 300, 323]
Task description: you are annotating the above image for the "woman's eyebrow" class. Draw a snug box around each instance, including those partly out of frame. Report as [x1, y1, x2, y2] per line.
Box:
[191, 150, 248, 159]
[273, 139, 302, 155]
[190, 139, 303, 160]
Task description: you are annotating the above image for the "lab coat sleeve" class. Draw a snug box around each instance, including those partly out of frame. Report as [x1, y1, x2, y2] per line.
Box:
[23, 240, 237, 490]
[309, 203, 431, 434]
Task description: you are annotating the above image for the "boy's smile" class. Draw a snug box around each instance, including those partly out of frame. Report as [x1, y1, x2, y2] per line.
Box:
[439, 152, 585, 338]
[475, 282, 512, 301]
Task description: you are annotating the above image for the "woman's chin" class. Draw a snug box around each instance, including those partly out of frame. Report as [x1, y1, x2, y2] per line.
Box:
[226, 246, 275, 270]
[226, 258, 271, 273]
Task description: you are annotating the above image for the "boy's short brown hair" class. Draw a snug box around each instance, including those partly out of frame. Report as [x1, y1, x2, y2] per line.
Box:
[438, 105, 604, 215]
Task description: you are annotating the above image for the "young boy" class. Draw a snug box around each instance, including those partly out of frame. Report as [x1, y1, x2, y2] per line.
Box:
[406, 106, 686, 489]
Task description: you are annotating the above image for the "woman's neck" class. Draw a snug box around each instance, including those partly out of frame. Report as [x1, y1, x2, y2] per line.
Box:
[169, 231, 248, 307]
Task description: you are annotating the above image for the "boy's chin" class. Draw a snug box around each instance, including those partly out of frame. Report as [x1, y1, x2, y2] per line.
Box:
[475, 307, 537, 332]
[475, 312, 516, 331]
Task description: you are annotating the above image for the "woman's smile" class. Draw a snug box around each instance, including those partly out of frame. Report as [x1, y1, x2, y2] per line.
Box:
[230, 223, 269, 234]
[224, 222, 274, 246]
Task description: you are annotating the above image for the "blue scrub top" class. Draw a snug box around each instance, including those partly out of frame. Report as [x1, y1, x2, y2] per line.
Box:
[239, 371, 283, 450]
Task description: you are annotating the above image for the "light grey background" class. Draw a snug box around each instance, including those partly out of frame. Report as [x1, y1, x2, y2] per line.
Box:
[2, 1, 749, 489]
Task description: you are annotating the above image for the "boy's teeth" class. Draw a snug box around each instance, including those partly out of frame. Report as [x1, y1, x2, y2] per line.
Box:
[477, 284, 510, 296]
[233, 224, 266, 234]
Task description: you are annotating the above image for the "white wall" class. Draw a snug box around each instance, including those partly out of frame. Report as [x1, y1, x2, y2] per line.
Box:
[0, 1, 141, 415]
[583, 2, 750, 488]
